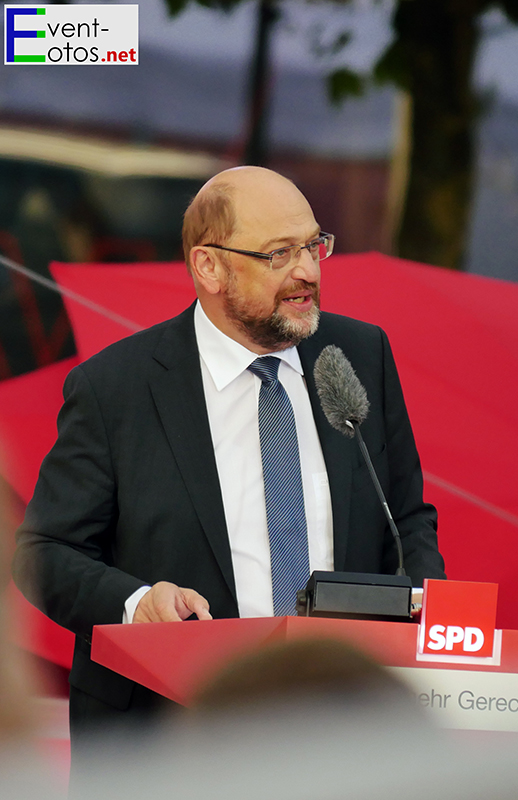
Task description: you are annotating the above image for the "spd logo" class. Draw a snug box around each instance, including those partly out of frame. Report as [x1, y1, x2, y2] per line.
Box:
[418, 579, 498, 660]
[426, 624, 485, 652]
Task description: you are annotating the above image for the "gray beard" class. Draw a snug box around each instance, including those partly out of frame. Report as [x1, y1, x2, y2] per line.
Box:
[223, 292, 320, 351]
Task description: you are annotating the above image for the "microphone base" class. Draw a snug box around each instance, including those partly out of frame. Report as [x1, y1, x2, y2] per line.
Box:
[296, 571, 413, 623]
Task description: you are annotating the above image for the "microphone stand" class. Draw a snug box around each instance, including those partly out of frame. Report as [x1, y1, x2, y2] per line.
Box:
[350, 420, 406, 576]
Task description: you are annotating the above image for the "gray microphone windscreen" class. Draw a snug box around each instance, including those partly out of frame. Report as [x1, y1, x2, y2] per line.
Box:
[314, 345, 370, 437]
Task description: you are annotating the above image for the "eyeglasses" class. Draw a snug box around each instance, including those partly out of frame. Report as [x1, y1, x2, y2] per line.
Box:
[203, 232, 335, 271]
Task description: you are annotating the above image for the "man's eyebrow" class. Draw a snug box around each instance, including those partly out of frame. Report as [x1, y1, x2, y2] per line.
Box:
[261, 227, 322, 252]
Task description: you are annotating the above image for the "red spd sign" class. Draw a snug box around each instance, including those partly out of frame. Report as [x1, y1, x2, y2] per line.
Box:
[418, 579, 498, 658]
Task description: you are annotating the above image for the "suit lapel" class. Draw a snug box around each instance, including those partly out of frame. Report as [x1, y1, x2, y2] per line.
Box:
[149, 305, 237, 603]
[298, 330, 355, 571]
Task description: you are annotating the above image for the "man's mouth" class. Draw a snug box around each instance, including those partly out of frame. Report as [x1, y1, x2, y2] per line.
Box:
[281, 289, 315, 310]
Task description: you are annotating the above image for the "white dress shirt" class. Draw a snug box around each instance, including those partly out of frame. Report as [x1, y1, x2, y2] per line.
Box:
[124, 301, 333, 621]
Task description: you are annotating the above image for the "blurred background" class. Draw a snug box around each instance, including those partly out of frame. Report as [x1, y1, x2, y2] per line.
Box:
[1, 0, 518, 786]
[1, 0, 518, 379]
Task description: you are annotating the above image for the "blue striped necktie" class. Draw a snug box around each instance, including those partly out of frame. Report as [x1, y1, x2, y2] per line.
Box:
[248, 356, 310, 616]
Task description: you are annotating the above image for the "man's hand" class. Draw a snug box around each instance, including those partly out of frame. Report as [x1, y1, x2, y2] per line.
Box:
[133, 581, 212, 623]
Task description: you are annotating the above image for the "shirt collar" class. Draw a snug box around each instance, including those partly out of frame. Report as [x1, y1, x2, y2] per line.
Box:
[194, 301, 303, 391]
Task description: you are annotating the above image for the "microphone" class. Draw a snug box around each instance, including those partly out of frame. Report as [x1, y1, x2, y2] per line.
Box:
[314, 345, 406, 577]
[313, 344, 369, 435]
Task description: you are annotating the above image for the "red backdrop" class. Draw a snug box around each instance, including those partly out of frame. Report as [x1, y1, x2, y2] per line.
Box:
[1, 252, 517, 668]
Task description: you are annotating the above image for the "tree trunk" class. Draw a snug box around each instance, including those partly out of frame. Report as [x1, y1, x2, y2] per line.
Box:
[382, 90, 412, 255]
[395, 1, 480, 270]
[242, 0, 279, 166]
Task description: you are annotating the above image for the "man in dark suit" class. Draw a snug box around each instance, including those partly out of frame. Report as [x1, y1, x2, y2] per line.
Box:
[13, 167, 445, 741]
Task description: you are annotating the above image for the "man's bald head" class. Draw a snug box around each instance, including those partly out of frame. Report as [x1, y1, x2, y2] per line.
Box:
[182, 167, 304, 272]
[183, 167, 322, 353]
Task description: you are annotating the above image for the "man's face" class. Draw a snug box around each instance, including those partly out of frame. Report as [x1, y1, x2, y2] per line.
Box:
[218, 180, 322, 353]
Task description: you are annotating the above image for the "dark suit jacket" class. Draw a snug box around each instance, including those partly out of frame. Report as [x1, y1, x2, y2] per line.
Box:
[13, 304, 445, 710]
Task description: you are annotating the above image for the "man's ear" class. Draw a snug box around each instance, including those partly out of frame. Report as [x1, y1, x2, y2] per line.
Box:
[189, 246, 226, 295]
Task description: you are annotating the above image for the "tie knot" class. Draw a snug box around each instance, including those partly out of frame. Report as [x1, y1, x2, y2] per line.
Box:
[248, 356, 280, 384]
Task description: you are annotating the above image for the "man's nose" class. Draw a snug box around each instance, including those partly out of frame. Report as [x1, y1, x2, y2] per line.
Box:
[290, 246, 320, 282]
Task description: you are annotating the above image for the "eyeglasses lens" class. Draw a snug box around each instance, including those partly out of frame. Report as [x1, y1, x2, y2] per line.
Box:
[270, 236, 332, 270]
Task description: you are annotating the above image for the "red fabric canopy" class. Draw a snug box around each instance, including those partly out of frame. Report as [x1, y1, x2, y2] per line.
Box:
[1, 252, 517, 668]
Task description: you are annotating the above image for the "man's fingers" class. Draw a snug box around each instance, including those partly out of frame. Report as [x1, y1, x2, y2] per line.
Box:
[191, 599, 213, 621]
[153, 603, 184, 623]
[133, 598, 183, 623]
[178, 589, 213, 621]
[134, 582, 184, 623]
[133, 582, 211, 623]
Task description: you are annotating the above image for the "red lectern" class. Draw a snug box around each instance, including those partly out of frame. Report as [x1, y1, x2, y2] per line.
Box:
[91, 616, 518, 733]
[91, 616, 420, 705]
